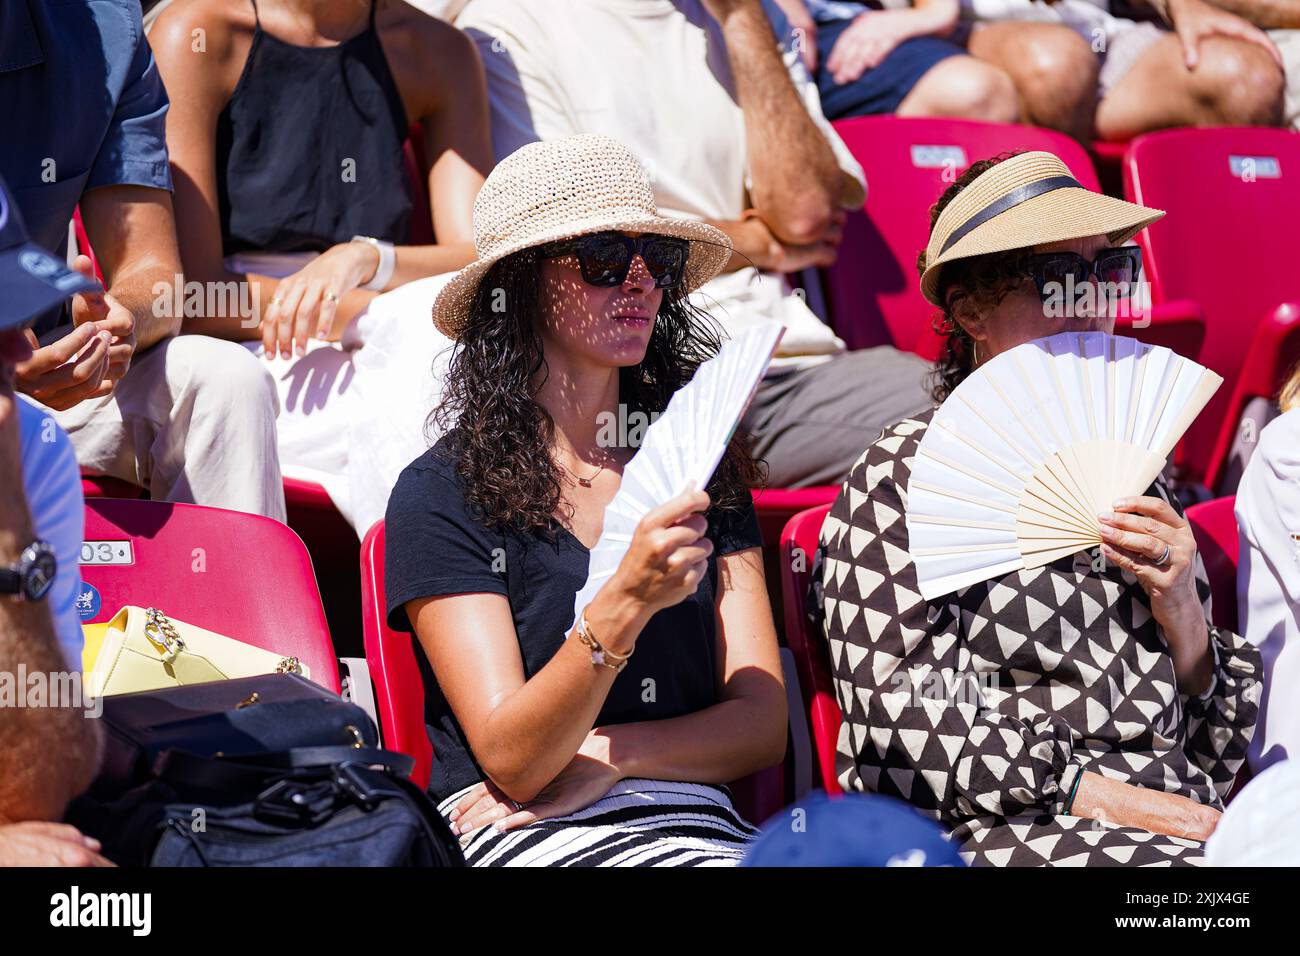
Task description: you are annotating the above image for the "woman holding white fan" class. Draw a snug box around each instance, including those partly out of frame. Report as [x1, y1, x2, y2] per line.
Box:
[818, 150, 1261, 866]
[384, 136, 787, 867]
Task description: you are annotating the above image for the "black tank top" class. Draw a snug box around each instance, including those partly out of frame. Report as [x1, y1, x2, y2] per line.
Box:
[216, 0, 412, 255]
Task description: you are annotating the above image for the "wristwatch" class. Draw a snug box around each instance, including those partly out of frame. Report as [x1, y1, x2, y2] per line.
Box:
[350, 235, 396, 291]
[0, 540, 57, 602]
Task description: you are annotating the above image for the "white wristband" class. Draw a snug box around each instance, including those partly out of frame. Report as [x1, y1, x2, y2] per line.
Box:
[351, 236, 396, 291]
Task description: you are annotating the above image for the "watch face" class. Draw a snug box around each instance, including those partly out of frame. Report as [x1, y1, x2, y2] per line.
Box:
[23, 544, 56, 601]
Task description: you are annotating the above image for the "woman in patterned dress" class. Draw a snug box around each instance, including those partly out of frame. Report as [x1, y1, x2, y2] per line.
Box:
[817, 151, 1262, 866]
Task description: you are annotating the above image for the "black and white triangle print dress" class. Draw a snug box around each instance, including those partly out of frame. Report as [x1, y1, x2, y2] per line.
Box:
[815, 408, 1262, 867]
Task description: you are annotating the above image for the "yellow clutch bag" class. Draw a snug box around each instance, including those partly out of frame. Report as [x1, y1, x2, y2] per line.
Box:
[84, 606, 309, 697]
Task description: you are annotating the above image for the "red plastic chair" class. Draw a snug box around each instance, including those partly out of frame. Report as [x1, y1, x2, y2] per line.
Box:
[780, 504, 841, 795]
[360, 521, 434, 789]
[1202, 303, 1300, 493]
[1124, 128, 1300, 487]
[283, 477, 363, 654]
[360, 519, 792, 821]
[750, 485, 839, 551]
[81, 498, 340, 693]
[825, 116, 1205, 363]
[1185, 496, 1240, 633]
[80, 474, 147, 500]
[825, 116, 1102, 358]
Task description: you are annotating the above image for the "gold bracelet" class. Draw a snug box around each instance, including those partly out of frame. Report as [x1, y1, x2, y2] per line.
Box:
[576, 609, 632, 672]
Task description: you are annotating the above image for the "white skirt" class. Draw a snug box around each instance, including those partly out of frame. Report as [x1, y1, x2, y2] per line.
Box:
[230, 253, 458, 535]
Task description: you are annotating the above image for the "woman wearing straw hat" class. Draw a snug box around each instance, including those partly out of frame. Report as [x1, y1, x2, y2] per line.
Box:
[818, 151, 1262, 866]
[384, 135, 787, 867]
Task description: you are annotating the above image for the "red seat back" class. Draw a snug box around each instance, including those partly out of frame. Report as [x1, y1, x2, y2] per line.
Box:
[360, 521, 435, 789]
[1124, 128, 1300, 485]
[81, 498, 339, 692]
[779, 504, 841, 794]
[1184, 496, 1240, 633]
[825, 116, 1101, 359]
[1205, 303, 1300, 492]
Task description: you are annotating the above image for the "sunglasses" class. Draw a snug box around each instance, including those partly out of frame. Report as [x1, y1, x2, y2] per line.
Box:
[1025, 245, 1143, 302]
[540, 232, 690, 289]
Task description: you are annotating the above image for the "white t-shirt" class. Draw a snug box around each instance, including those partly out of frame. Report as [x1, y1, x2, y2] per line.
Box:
[18, 396, 86, 669]
[458, 0, 867, 369]
[1236, 409, 1300, 774]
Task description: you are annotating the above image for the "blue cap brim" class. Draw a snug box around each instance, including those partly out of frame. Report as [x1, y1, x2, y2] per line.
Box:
[0, 242, 102, 330]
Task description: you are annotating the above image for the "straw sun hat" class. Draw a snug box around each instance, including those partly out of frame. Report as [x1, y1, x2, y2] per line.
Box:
[918, 150, 1166, 306]
[432, 134, 732, 338]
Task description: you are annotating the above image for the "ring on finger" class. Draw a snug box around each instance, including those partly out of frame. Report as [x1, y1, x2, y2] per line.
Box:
[1155, 543, 1171, 566]
[324, 291, 339, 303]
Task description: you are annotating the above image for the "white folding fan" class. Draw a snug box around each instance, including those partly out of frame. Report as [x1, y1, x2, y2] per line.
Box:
[905, 331, 1222, 600]
[570, 323, 784, 625]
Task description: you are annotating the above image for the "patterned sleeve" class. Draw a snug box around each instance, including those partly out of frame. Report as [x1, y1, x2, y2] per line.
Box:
[1180, 552, 1262, 798]
[818, 415, 1084, 824]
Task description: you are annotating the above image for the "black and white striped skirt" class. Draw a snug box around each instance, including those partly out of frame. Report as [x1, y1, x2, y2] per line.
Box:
[438, 778, 760, 867]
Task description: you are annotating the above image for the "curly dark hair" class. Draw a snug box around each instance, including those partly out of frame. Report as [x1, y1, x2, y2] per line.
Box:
[918, 153, 1037, 403]
[430, 245, 765, 536]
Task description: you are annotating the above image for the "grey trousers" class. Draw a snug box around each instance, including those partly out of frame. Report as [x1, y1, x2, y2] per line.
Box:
[35, 335, 287, 520]
[742, 346, 933, 488]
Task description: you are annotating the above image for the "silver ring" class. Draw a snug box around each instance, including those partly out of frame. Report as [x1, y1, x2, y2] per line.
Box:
[511, 799, 525, 812]
[1156, 543, 1171, 566]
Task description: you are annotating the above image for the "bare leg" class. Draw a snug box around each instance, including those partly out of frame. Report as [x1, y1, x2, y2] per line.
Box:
[967, 22, 1100, 142]
[897, 55, 1020, 123]
[1096, 34, 1284, 140]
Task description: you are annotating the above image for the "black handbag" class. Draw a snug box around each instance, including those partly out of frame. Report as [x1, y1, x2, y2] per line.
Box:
[90, 673, 378, 797]
[68, 676, 464, 867]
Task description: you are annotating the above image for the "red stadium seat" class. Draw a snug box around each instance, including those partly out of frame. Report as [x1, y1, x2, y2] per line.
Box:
[283, 477, 363, 654]
[80, 497, 340, 693]
[360, 521, 434, 789]
[750, 485, 839, 549]
[825, 116, 1102, 358]
[360, 519, 792, 822]
[824, 116, 1205, 364]
[780, 504, 841, 795]
[1185, 496, 1241, 633]
[1202, 303, 1300, 493]
[1124, 128, 1300, 488]
[80, 473, 146, 500]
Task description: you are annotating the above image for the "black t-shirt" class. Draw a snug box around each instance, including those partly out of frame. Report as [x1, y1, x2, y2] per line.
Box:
[384, 435, 764, 801]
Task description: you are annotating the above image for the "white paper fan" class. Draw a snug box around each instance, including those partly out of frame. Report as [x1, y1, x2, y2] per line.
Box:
[570, 323, 784, 625]
[905, 331, 1223, 600]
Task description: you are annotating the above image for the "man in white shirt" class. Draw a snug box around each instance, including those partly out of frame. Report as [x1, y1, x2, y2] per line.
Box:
[459, 0, 933, 487]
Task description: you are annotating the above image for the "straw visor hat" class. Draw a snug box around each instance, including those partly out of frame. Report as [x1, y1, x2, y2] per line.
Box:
[432, 134, 732, 337]
[919, 150, 1165, 306]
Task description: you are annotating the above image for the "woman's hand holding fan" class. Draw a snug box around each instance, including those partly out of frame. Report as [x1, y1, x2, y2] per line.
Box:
[905, 331, 1223, 600]
[1099, 495, 1213, 693]
[584, 489, 716, 659]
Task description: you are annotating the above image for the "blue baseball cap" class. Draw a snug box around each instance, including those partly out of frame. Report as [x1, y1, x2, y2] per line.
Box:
[741, 792, 966, 867]
[0, 174, 101, 331]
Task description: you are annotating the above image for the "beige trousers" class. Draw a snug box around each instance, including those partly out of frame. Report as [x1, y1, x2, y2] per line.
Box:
[35, 334, 286, 521]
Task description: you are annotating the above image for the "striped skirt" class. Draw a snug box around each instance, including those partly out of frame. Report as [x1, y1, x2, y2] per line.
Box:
[438, 778, 760, 867]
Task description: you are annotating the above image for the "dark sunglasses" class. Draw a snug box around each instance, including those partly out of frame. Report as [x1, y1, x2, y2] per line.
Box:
[540, 231, 690, 289]
[1025, 245, 1143, 301]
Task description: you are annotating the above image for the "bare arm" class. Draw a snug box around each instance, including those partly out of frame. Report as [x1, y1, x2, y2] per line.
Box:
[708, 0, 859, 245]
[1070, 771, 1221, 841]
[0, 396, 102, 824]
[596, 547, 787, 784]
[410, 492, 714, 803]
[79, 185, 184, 350]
